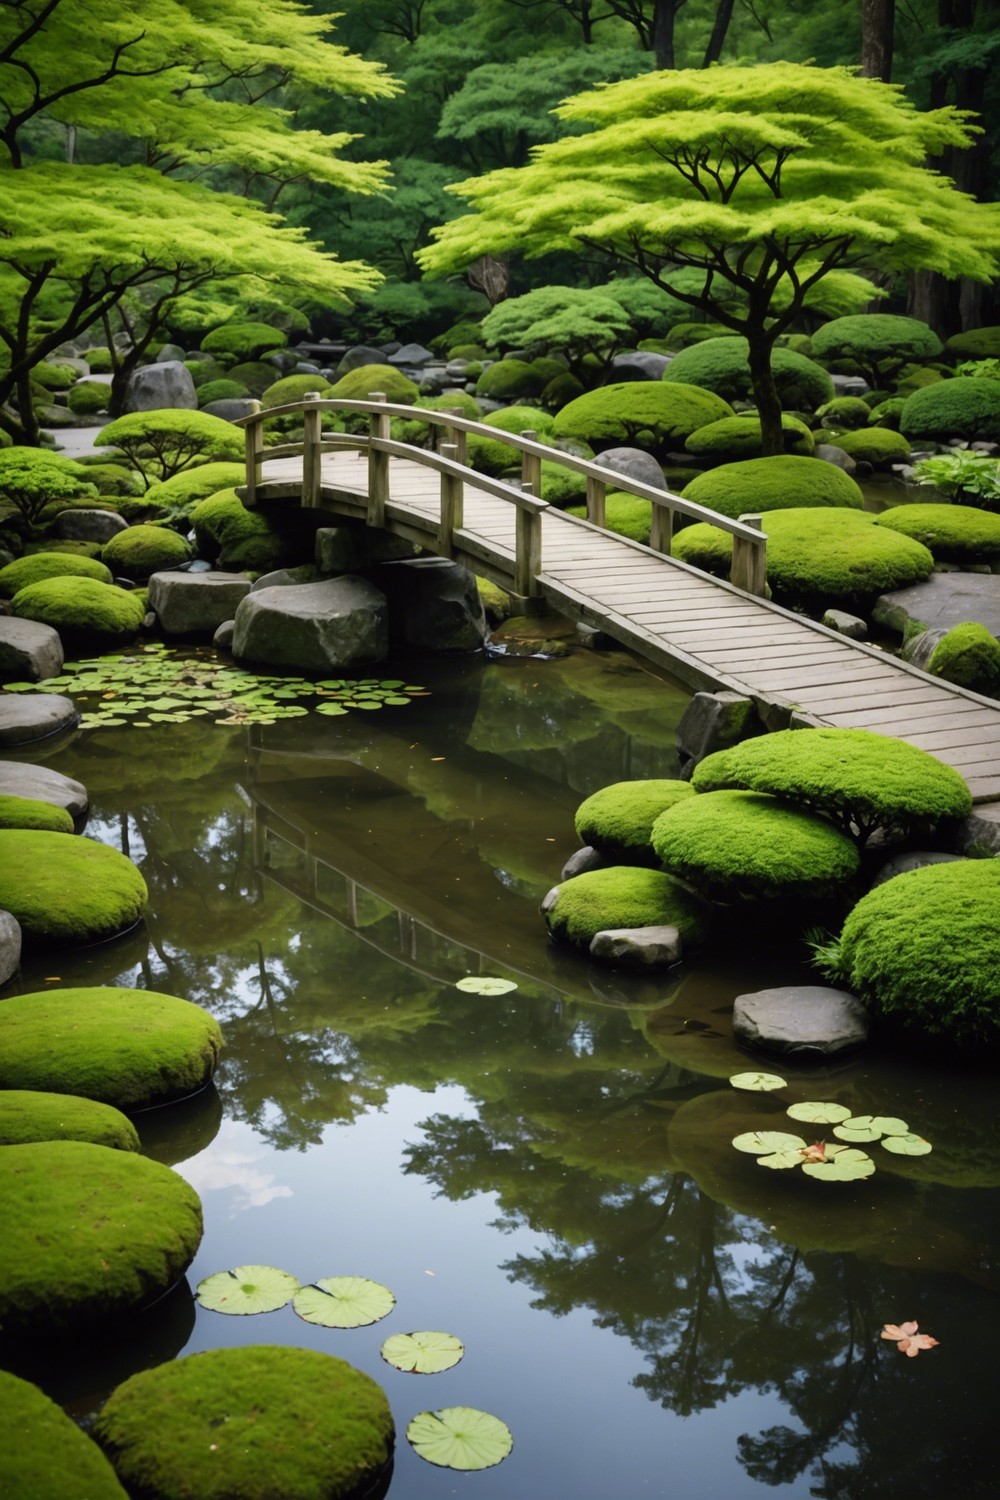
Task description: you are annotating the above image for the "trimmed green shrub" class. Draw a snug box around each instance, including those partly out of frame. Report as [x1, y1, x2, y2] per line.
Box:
[681, 455, 863, 522]
[12, 576, 146, 640]
[685, 413, 814, 459]
[0, 795, 74, 833]
[944, 326, 1000, 361]
[190, 488, 294, 572]
[196, 378, 251, 406]
[66, 380, 111, 415]
[0, 831, 147, 945]
[811, 314, 942, 386]
[97, 409, 244, 483]
[0, 1091, 139, 1149]
[326, 363, 419, 405]
[544, 866, 711, 949]
[0, 1370, 129, 1498]
[665, 321, 737, 347]
[0, 1140, 203, 1336]
[650, 789, 860, 903]
[22, 538, 103, 559]
[390, 391, 482, 448]
[894, 364, 945, 393]
[0, 448, 97, 528]
[875, 502, 1000, 562]
[567, 491, 652, 542]
[431, 318, 484, 353]
[185, 358, 226, 387]
[834, 860, 1000, 1048]
[466, 405, 554, 476]
[450, 342, 486, 361]
[142, 461, 246, 517]
[260, 373, 332, 408]
[927, 622, 1000, 695]
[0, 551, 112, 598]
[94, 1347, 394, 1500]
[815, 396, 872, 429]
[79, 462, 145, 497]
[691, 727, 972, 843]
[866, 396, 907, 430]
[81, 347, 114, 373]
[201, 321, 287, 363]
[662, 338, 835, 409]
[552, 381, 732, 454]
[900, 377, 1000, 442]
[539, 459, 588, 507]
[228, 360, 281, 396]
[541, 371, 586, 409]
[831, 426, 910, 464]
[101, 524, 193, 580]
[575, 779, 697, 862]
[475, 358, 548, 402]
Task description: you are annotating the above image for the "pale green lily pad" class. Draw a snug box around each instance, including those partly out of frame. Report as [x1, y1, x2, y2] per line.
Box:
[732, 1131, 807, 1155]
[787, 1101, 852, 1125]
[455, 976, 518, 996]
[729, 1071, 787, 1093]
[381, 1331, 465, 1374]
[757, 1149, 809, 1171]
[881, 1133, 933, 1156]
[406, 1407, 513, 1471]
[801, 1146, 875, 1182]
[293, 1276, 395, 1328]
[196, 1264, 299, 1314]
[833, 1114, 910, 1143]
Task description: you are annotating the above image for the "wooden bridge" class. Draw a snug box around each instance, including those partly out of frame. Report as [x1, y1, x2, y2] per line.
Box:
[237, 394, 1000, 804]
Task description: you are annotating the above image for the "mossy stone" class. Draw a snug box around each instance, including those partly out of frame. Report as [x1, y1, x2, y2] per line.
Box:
[685, 413, 814, 460]
[566, 491, 653, 543]
[94, 1346, 394, 1500]
[874, 502, 1000, 562]
[466, 404, 554, 475]
[0, 794, 74, 832]
[143, 463, 246, 515]
[0, 1089, 140, 1149]
[815, 396, 873, 429]
[260, 373, 333, 408]
[0, 1140, 202, 1336]
[552, 381, 732, 453]
[12, 577, 146, 642]
[326, 363, 419, 405]
[0, 551, 113, 598]
[662, 337, 834, 409]
[680, 455, 863, 522]
[575, 779, 697, 862]
[544, 866, 711, 949]
[944, 326, 1000, 360]
[0, 1370, 128, 1498]
[0, 986, 223, 1109]
[927, 621, 1000, 695]
[0, 830, 146, 945]
[196, 378, 252, 406]
[900, 376, 1000, 442]
[475, 357, 548, 401]
[831, 426, 910, 464]
[190, 487, 298, 572]
[101, 524, 193, 581]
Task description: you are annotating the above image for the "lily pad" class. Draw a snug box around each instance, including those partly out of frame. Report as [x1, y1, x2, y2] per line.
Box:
[406, 1407, 513, 1471]
[833, 1114, 910, 1143]
[787, 1101, 852, 1125]
[381, 1331, 465, 1375]
[195, 1265, 299, 1315]
[729, 1071, 787, 1093]
[801, 1145, 876, 1182]
[881, 1133, 933, 1157]
[454, 976, 518, 996]
[757, 1148, 810, 1171]
[293, 1276, 395, 1329]
[732, 1131, 807, 1156]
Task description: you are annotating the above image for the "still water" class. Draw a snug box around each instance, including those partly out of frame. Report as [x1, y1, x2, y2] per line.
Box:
[6, 639, 999, 1499]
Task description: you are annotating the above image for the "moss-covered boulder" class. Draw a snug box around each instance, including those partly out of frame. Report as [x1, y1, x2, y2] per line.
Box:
[0, 830, 147, 945]
[94, 1346, 394, 1500]
[680, 455, 863, 522]
[650, 790, 860, 904]
[0, 1371, 129, 1498]
[0, 794, 74, 832]
[539, 459, 588, 507]
[944, 326, 1000, 361]
[685, 413, 815, 460]
[66, 380, 112, 416]
[326, 363, 419, 405]
[0, 551, 112, 598]
[466, 404, 554, 475]
[662, 337, 835, 409]
[227, 360, 279, 396]
[12, 577, 146, 642]
[552, 381, 732, 454]
[475, 358, 548, 402]
[900, 377, 1000, 443]
[875, 502, 1000, 562]
[574, 779, 697, 863]
[691, 727, 973, 843]
[0, 1140, 202, 1336]
[0, 1089, 140, 1149]
[815, 395, 873, 429]
[927, 621, 1000, 695]
[811, 314, 943, 386]
[101, 524, 194, 581]
[260, 373, 332, 408]
[189, 488, 295, 572]
[196, 378, 252, 406]
[544, 866, 711, 949]
[142, 462, 246, 516]
[830, 426, 911, 465]
[566, 491, 652, 543]
[0, 986, 223, 1108]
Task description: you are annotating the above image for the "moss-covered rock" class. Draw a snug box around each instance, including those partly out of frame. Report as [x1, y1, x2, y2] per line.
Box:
[474, 357, 548, 402]
[391, 391, 483, 447]
[0, 1371, 129, 1498]
[0, 831, 147, 945]
[900, 377, 1000, 443]
[12, 576, 146, 641]
[196, 378, 252, 406]
[227, 360, 279, 396]
[680, 455, 863, 522]
[539, 459, 588, 507]
[685, 413, 815, 459]
[0, 1090, 140, 1149]
[926, 621, 1000, 695]
[544, 866, 711, 949]
[566, 490, 652, 543]
[575, 779, 697, 862]
[81, 347, 114, 373]
[143, 462, 246, 516]
[830, 426, 911, 465]
[651, 789, 860, 903]
[874, 502, 1000, 562]
[201, 321, 287, 363]
[66, 380, 112, 416]
[80, 462, 145, 497]
[190, 487, 296, 572]
[466, 404, 554, 475]
[260, 373, 333, 408]
[326, 363, 419, 405]
[0, 551, 112, 598]
[541, 371, 586, 409]
[95, 1346, 394, 1500]
[944, 326, 1000, 361]
[0, 1140, 202, 1336]
[662, 338, 835, 409]
[691, 727, 972, 843]
[552, 381, 732, 454]
[811, 314, 942, 385]
[101, 524, 193, 581]
[815, 396, 873, 429]
[0, 794, 74, 832]
[865, 396, 908, 430]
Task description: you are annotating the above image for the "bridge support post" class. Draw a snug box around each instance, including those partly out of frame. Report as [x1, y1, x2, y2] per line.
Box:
[520, 431, 541, 496]
[302, 392, 322, 508]
[368, 392, 389, 527]
[586, 475, 606, 529]
[244, 400, 263, 508]
[443, 409, 467, 466]
[732, 513, 767, 596]
[650, 500, 675, 555]
[439, 443, 463, 557]
[515, 481, 542, 598]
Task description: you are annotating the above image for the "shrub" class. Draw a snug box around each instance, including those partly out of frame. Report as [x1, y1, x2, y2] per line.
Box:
[101, 524, 193, 580]
[650, 789, 860, 903]
[449, 343, 486, 361]
[830, 426, 911, 464]
[142, 461, 246, 518]
[691, 726, 972, 843]
[927, 622, 1000, 695]
[680, 455, 863, 522]
[431, 319, 483, 354]
[32, 361, 78, 391]
[78, 462, 144, 497]
[201, 320, 287, 363]
[0, 830, 148, 944]
[326, 363, 419, 406]
[543, 866, 711, 949]
[567, 491, 652, 542]
[227, 360, 281, 395]
[66, 380, 111, 416]
[874, 502, 1000, 562]
[866, 396, 907, 430]
[552, 381, 732, 454]
[81, 347, 114, 373]
[811, 314, 942, 386]
[0, 551, 112, 598]
[260, 373, 332, 409]
[815, 396, 872, 429]
[944, 326, 1000, 361]
[0, 449, 97, 528]
[910, 450, 1000, 510]
[190, 488, 295, 571]
[575, 779, 696, 862]
[541, 372, 586, 409]
[665, 321, 737, 347]
[390, 391, 482, 448]
[196, 378, 251, 406]
[97, 409, 244, 484]
[900, 377, 1000, 443]
[475, 358, 548, 402]
[0, 795, 74, 833]
[12, 576, 146, 640]
[662, 338, 835, 409]
[466, 405, 554, 475]
[894, 364, 945, 393]
[685, 413, 814, 459]
[539, 459, 588, 507]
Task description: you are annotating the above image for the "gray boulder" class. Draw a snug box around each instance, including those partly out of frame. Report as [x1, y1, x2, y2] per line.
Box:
[201, 398, 260, 422]
[589, 925, 683, 968]
[958, 802, 1000, 854]
[0, 693, 78, 747]
[334, 345, 387, 378]
[0, 760, 87, 817]
[900, 627, 944, 671]
[560, 846, 606, 881]
[593, 447, 665, 492]
[388, 343, 435, 367]
[124, 360, 197, 412]
[147, 570, 253, 636]
[732, 985, 869, 1058]
[0, 910, 21, 989]
[213, 619, 235, 651]
[232, 576, 388, 671]
[676, 690, 757, 766]
[873, 572, 1000, 637]
[155, 343, 188, 363]
[0, 618, 63, 682]
[55, 508, 129, 544]
[315, 523, 416, 575]
[610, 351, 672, 381]
[372, 557, 486, 652]
[830, 374, 869, 396]
[250, 565, 317, 592]
[822, 608, 867, 640]
[871, 850, 965, 886]
[814, 443, 857, 474]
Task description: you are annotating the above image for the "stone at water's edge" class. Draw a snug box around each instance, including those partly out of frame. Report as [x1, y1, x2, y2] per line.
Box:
[123, 359, 197, 412]
[732, 985, 869, 1058]
[823, 608, 867, 640]
[0, 693, 78, 747]
[315, 523, 417, 575]
[873, 572, 1000, 637]
[231, 576, 388, 671]
[590, 925, 683, 967]
[900, 627, 944, 671]
[55, 508, 128, 544]
[147, 571, 253, 637]
[371, 556, 487, 652]
[0, 616, 63, 682]
[561, 845, 606, 881]
[676, 690, 757, 767]
[0, 910, 20, 988]
[0, 761, 87, 817]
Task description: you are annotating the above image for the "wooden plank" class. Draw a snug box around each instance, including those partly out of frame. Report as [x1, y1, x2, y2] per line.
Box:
[738, 662, 900, 690]
[927, 741, 1000, 768]
[787, 679, 956, 708]
[902, 722, 1000, 751]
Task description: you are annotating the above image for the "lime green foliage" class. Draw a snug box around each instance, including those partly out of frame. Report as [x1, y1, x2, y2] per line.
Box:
[875, 502, 1000, 562]
[82, 347, 114, 373]
[957, 358, 1000, 380]
[480, 285, 638, 382]
[143, 462, 246, 518]
[692, 727, 972, 843]
[190, 487, 297, 571]
[467, 405, 553, 475]
[32, 361, 78, 391]
[663, 339, 834, 410]
[201, 321, 287, 363]
[831, 426, 910, 464]
[866, 396, 907, 430]
[0, 1140, 203, 1335]
[0, 1091, 139, 1150]
[567, 491, 652, 542]
[0, 794, 74, 832]
[475, 358, 548, 401]
[12, 576, 146, 639]
[196, 378, 251, 406]
[79, 461, 144, 497]
[552, 381, 732, 455]
[681, 455, 863, 521]
[0, 550, 111, 598]
[686, 413, 814, 459]
[0, 1371, 128, 1498]
[0, 831, 147, 945]
[811, 315, 942, 387]
[476, 576, 510, 623]
[0, 448, 97, 528]
[651, 790, 860, 903]
[901, 377, 1000, 443]
[539, 460, 587, 506]
[911, 450, 1000, 510]
[327, 364, 419, 405]
[432, 319, 483, 354]
[545, 866, 710, 949]
[575, 779, 696, 862]
[945, 326, 1000, 360]
[186, 360, 225, 387]
[101, 524, 193, 581]
[816, 396, 872, 430]
[95, 1346, 394, 1500]
[261, 373, 332, 408]
[927, 622, 1000, 696]
[97, 410, 245, 484]
[66, 380, 111, 415]
[895, 364, 945, 393]
[667, 322, 738, 346]
[227, 361, 279, 396]
[836, 861, 1000, 1048]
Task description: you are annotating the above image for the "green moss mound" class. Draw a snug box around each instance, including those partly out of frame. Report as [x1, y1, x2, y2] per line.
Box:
[391, 391, 483, 447]
[681, 455, 863, 522]
[466, 404, 554, 475]
[12, 576, 146, 641]
[575, 779, 697, 862]
[831, 426, 911, 464]
[196, 378, 251, 406]
[95, 1346, 394, 1500]
[815, 396, 873, 429]
[567, 491, 652, 542]
[811, 314, 942, 384]
[0, 1370, 128, 1498]
[260, 373, 332, 408]
[874, 502, 1000, 561]
[662, 338, 835, 409]
[201, 321, 287, 362]
[866, 396, 908, 430]
[190, 487, 294, 572]
[101, 524, 193, 580]
[691, 727, 972, 842]
[0, 1140, 202, 1336]
[227, 360, 278, 396]
[927, 622, 1000, 695]
[945, 326, 1000, 360]
[81, 462, 145, 497]
[97, 410, 245, 473]
[552, 381, 732, 454]
[143, 462, 246, 516]
[544, 866, 711, 949]
[685, 413, 814, 459]
[0, 1090, 140, 1149]
[651, 789, 860, 903]
[542, 371, 586, 409]
[836, 860, 1000, 1048]
[539, 459, 588, 506]
[82, 347, 114, 373]
[67, 380, 112, 416]
[0, 794, 74, 832]
[0, 830, 147, 946]
[475, 357, 548, 402]
[900, 377, 1000, 442]
[0, 550, 112, 598]
[0, 986, 223, 1108]
[326, 363, 419, 405]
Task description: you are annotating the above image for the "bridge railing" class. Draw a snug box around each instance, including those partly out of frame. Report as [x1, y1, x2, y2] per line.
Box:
[235, 393, 768, 597]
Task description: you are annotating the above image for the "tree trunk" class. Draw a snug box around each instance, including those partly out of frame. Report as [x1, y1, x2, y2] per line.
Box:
[860, 0, 895, 81]
[652, 0, 684, 68]
[746, 328, 784, 457]
[702, 0, 735, 66]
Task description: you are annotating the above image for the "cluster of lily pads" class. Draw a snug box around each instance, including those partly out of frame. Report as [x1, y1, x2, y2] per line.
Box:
[728, 1072, 933, 1182]
[194, 1265, 512, 1473]
[3, 644, 429, 728]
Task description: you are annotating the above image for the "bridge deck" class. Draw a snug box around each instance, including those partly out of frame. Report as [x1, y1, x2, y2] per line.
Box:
[255, 448, 1000, 803]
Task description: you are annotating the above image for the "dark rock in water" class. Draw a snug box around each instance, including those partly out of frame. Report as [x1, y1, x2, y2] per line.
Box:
[871, 850, 965, 886]
[0, 693, 78, 747]
[594, 446, 665, 491]
[148, 571, 252, 636]
[213, 619, 235, 651]
[315, 523, 416, 576]
[0, 909, 20, 988]
[900, 627, 943, 671]
[873, 572, 1000, 637]
[561, 846, 606, 881]
[733, 985, 869, 1058]
[124, 360, 197, 412]
[232, 576, 388, 671]
[371, 556, 486, 652]
[589, 924, 682, 967]
[55, 508, 128, 544]
[676, 690, 757, 766]
[823, 608, 867, 640]
[0, 617, 63, 683]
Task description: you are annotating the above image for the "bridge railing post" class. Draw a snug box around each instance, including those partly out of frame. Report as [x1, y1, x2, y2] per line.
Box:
[301, 392, 322, 508]
[443, 408, 467, 467]
[586, 474, 605, 529]
[732, 513, 767, 596]
[439, 442, 463, 557]
[515, 481, 542, 598]
[244, 400, 263, 509]
[368, 392, 390, 527]
[520, 431, 541, 496]
[650, 497, 675, 555]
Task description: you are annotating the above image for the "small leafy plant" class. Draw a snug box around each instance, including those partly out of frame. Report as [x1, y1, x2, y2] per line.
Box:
[911, 450, 1000, 503]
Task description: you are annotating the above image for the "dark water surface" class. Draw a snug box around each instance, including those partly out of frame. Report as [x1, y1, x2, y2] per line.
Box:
[7, 642, 999, 1499]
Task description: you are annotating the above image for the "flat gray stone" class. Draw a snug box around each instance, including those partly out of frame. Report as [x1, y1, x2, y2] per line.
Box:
[560, 846, 606, 881]
[232, 575, 388, 671]
[201, 398, 260, 422]
[733, 985, 869, 1058]
[609, 351, 672, 380]
[589, 925, 682, 968]
[250, 565, 317, 592]
[0, 617, 63, 682]
[334, 345, 387, 378]
[147, 570, 253, 636]
[388, 342, 434, 367]
[822, 608, 867, 640]
[124, 360, 197, 412]
[872, 573, 1000, 637]
[676, 690, 757, 765]
[831, 374, 869, 396]
[0, 760, 87, 817]
[0, 693, 78, 746]
[372, 557, 486, 652]
[316, 525, 417, 574]
[957, 802, 1000, 854]
[871, 851, 965, 886]
[0, 909, 21, 988]
[55, 508, 128, 543]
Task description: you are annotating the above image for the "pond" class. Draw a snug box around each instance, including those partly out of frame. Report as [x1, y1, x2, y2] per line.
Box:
[4, 634, 999, 1499]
